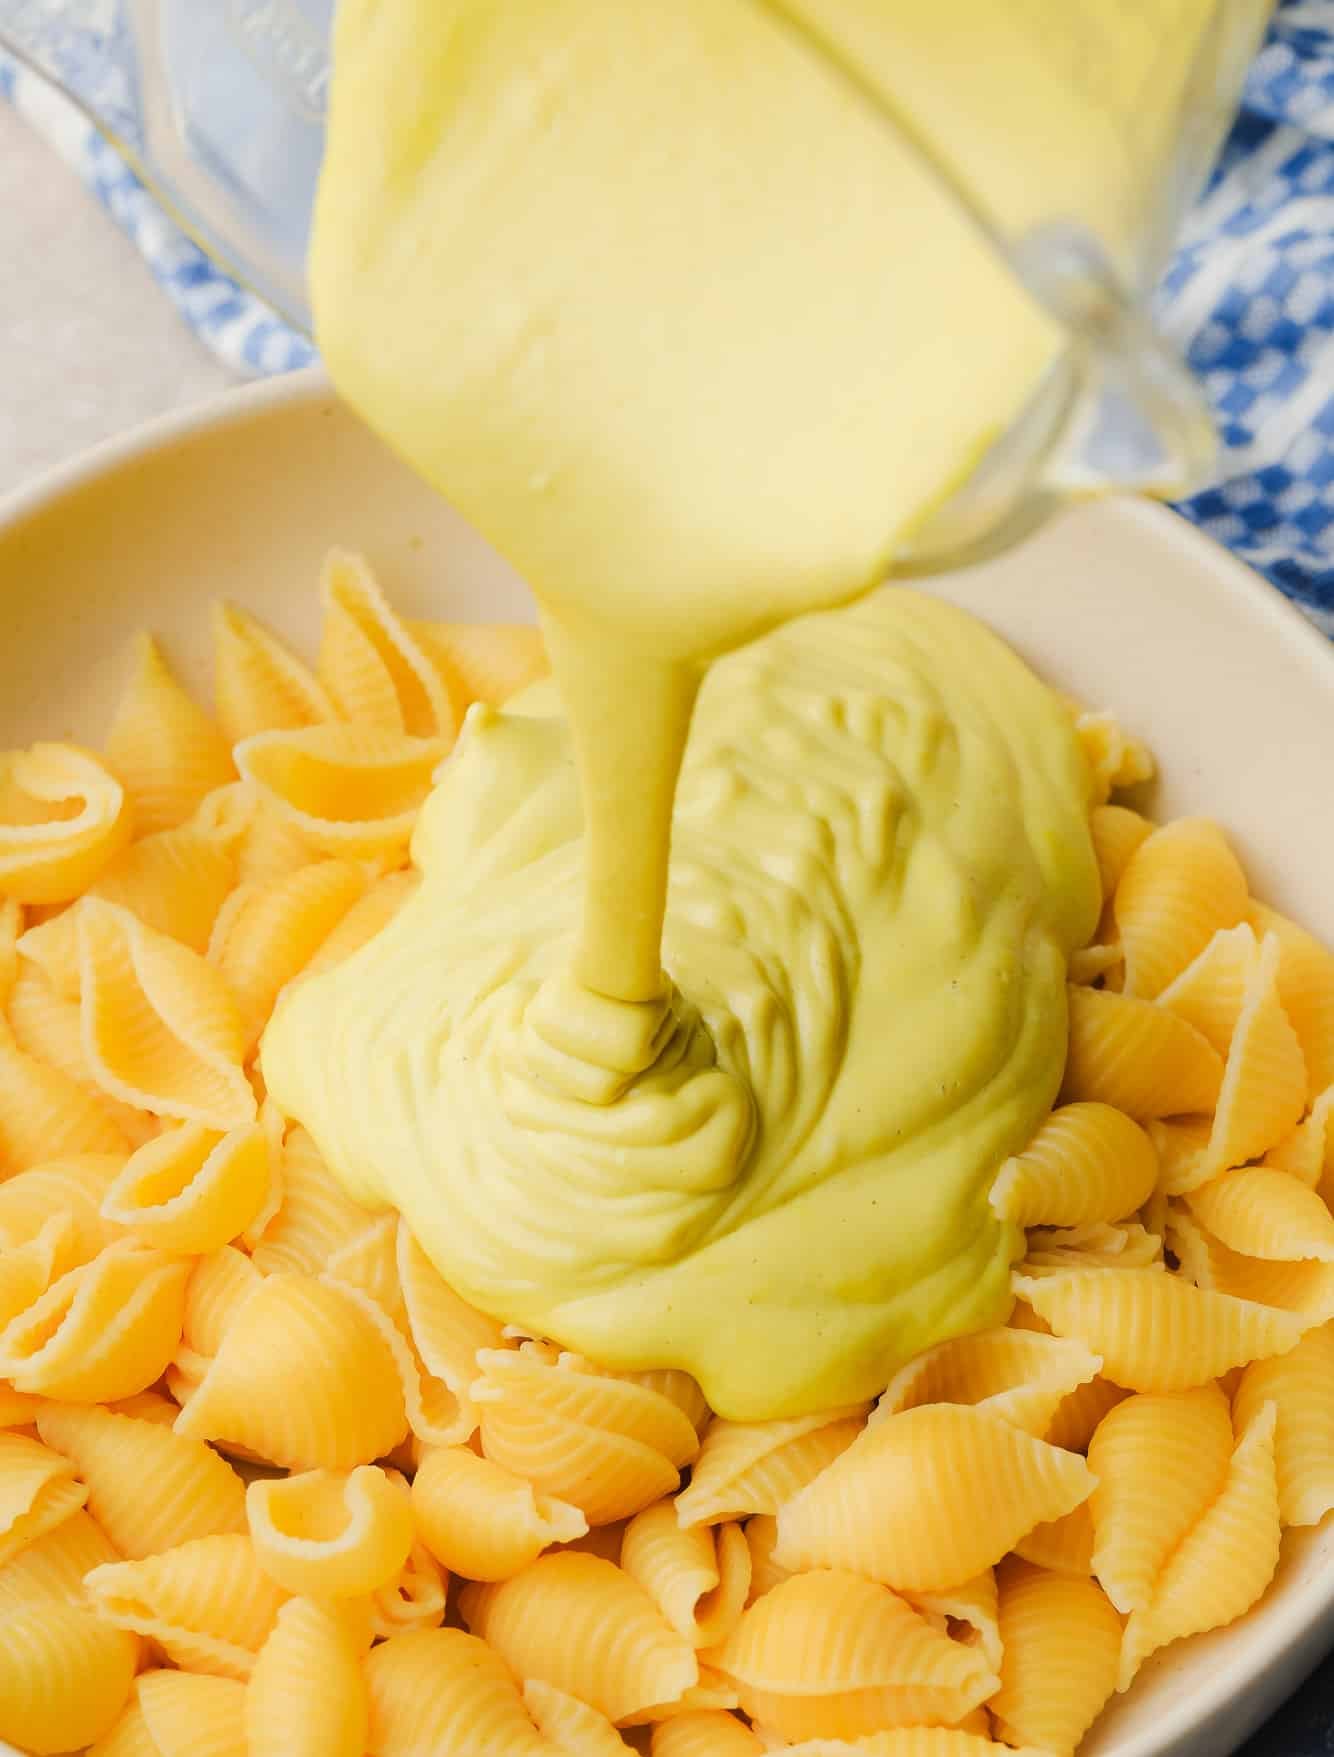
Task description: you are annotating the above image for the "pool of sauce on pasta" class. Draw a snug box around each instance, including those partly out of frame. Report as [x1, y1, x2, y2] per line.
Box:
[261, 0, 1102, 1419]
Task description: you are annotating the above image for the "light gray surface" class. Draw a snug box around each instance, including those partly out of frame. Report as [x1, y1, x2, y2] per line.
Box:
[0, 104, 236, 493]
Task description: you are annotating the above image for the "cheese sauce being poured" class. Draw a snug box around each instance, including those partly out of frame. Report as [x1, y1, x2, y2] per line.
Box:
[263, 0, 1125, 1416]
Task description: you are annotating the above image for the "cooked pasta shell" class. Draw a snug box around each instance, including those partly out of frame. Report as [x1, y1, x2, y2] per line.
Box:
[0, 1387, 41, 1428]
[1119, 1402, 1280, 1689]
[1086, 1383, 1232, 1614]
[0, 893, 18, 1002]
[92, 815, 240, 954]
[1203, 932, 1309, 1181]
[101, 1120, 270, 1253]
[0, 1595, 138, 1755]
[621, 1500, 750, 1648]
[325, 1213, 405, 1324]
[235, 723, 445, 865]
[1157, 922, 1258, 1053]
[991, 1103, 1157, 1228]
[409, 619, 549, 707]
[0, 1026, 130, 1172]
[1114, 819, 1248, 1000]
[0, 1431, 87, 1567]
[1013, 1267, 1304, 1393]
[0, 1153, 125, 1256]
[35, 1398, 244, 1558]
[211, 601, 336, 746]
[248, 1465, 414, 1598]
[1187, 1165, 1334, 1263]
[318, 551, 462, 738]
[1235, 1322, 1334, 1527]
[523, 1679, 633, 1753]
[990, 1558, 1121, 1756]
[1069, 942, 1124, 987]
[1174, 1212, 1334, 1323]
[0, 744, 131, 905]
[181, 1244, 262, 1356]
[91, 1671, 248, 1757]
[476, 1344, 702, 1526]
[77, 899, 254, 1128]
[617, 1663, 742, 1727]
[674, 1404, 866, 1529]
[6, 962, 153, 1144]
[774, 1405, 1095, 1592]
[86, 1532, 289, 1678]
[1022, 1219, 1163, 1274]
[714, 1569, 999, 1743]
[105, 636, 236, 835]
[0, 1214, 81, 1332]
[175, 1271, 408, 1469]
[1249, 901, 1334, 1094]
[208, 860, 367, 1050]
[903, 1571, 1002, 1673]
[0, 1504, 119, 1606]
[1264, 1087, 1334, 1191]
[1043, 1375, 1127, 1454]
[245, 1596, 368, 1757]
[1147, 1117, 1215, 1197]
[198, 782, 323, 887]
[1075, 711, 1154, 806]
[743, 1515, 790, 1601]
[330, 1271, 478, 1451]
[650, 1713, 764, 1757]
[412, 1444, 586, 1582]
[399, 1220, 511, 1388]
[1061, 987, 1223, 1118]
[300, 869, 421, 979]
[874, 1329, 1100, 1439]
[250, 1124, 371, 1275]
[1012, 1499, 1096, 1577]
[0, 1239, 188, 1401]
[369, 1534, 448, 1639]
[1089, 804, 1154, 903]
[461, 1551, 699, 1723]
[365, 1625, 570, 1756]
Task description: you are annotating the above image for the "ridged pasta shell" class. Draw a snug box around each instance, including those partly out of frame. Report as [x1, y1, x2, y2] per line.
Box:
[1158, 922, 1258, 1053]
[105, 636, 236, 836]
[246, 1596, 368, 1757]
[1146, 1118, 1215, 1197]
[1235, 1322, 1334, 1527]
[1187, 1164, 1334, 1263]
[6, 963, 154, 1145]
[1119, 1403, 1280, 1690]
[991, 1103, 1157, 1228]
[35, 1398, 244, 1558]
[990, 1558, 1122, 1756]
[0, 1431, 88, 1567]
[300, 870, 421, 979]
[174, 1272, 408, 1469]
[616, 1662, 742, 1727]
[365, 1626, 574, 1756]
[1089, 804, 1154, 903]
[247, 1466, 414, 1598]
[649, 1712, 765, 1757]
[1264, 1087, 1334, 1191]
[1061, 986, 1224, 1118]
[93, 815, 240, 953]
[743, 1515, 790, 1602]
[1043, 1375, 1128, 1454]
[0, 1239, 188, 1401]
[101, 1120, 271, 1253]
[0, 1387, 41, 1428]
[211, 602, 336, 747]
[319, 551, 462, 738]
[622, 1500, 750, 1648]
[1087, 1383, 1232, 1614]
[408, 619, 549, 707]
[1013, 1267, 1304, 1393]
[675, 1404, 866, 1529]
[1075, 711, 1154, 806]
[1012, 1501, 1096, 1577]
[0, 893, 19, 1003]
[0, 1215, 80, 1331]
[522, 1678, 632, 1753]
[180, 1245, 263, 1356]
[369, 1535, 448, 1640]
[874, 1329, 1100, 1438]
[1202, 932, 1309, 1182]
[461, 1552, 699, 1724]
[197, 782, 323, 888]
[903, 1571, 1002, 1673]
[85, 1533, 289, 1679]
[774, 1405, 1094, 1592]
[1250, 902, 1334, 1094]
[91, 1670, 248, 1757]
[714, 1568, 999, 1742]
[1021, 1220, 1163, 1274]
[398, 1223, 511, 1395]
[251, 1125, 370, 1276]
[328, 1272, 478, 1452]
[0, 743, 132, 905]
[0, 1026, 130, 1172]
[235, 723, 446, 864]
[412, 1444, 586, 1582]
[1114, 819, 1248, 1000]
[475, 1345, 701, 1526]
[1172, 1212, 1334, 1322]
[0, 1155, 129, 1255]
[0, 1504, 119, 1605]
[325, 1214, 405, 1324]
[0, 1596, 138, 1755]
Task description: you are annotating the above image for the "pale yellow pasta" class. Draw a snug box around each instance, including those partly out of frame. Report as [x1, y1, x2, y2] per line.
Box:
[198, 782, 323, 887]
[1147, 1117, 1216, 1197]
[873, 1328, 1100, 1439]
[989, 1558, 1122, 1757]
[90, 1670, 248, 1757]
[91, 813, 241, 953]
[0, 1386, 41, 1428]
[1264, 1086, 1334, 1191]
[0, 1238, 188, 1401]
[325, 1212, 405, 1323]
[300, 869, 421, 979]
[0, 1214, 80, 1335]
[105, 636, 236, 835]
[174, 1271, 408, 1469]
[1061, 986, 1224, 1118]
[1234, 1322, 1334, 1527]
[1172, 1211, 1334, 1323]
[179, 1244, 262, 1357]
[904, 1570, 1002, 1673]
[0, 892, 19, 1000]
[0, 742, 132, 905]
[412, 1444, 586, 1582]
[85, 1532, 289, 1679]
[1157, 922, 1258, 1053]
[332, 1270, 479, 1451]
[990, 1102, 1157, 1228]
[714, 1568, 999, 1743]
[247, 1465, 414, 1598]
[621, 1499, 750, 1647]
[245, 1596, 369, 1757]
[744, 1515, 790, 1601]
[0, 1592, 139, 1755]
[409, 618, 549, 707]
[774, 1405, 1095, 1591]
[369, 1534, 448, 1639]
[399, 1221, 511, 1396]
[1086, 1383, 1232, 1614]
[1021, 1219, 1163, 1274]
[6, 961, 154, 1144]
[250, 1123, 370, 1276]
[0, 1431, 87, 1567]
[1089, 803, 1154, 903]
[523, 1679, 634, 1753]
[1043, 1375, 1128, 1454]
[1012, 1500, 1096, 1578]
[208, 859, 367, 1049]
[100, 1119, 270, 1252]
[0, 1153, 125, 1256]
[674, 1404, 866, 1528]
[1249, 900, 1334, 1094]
[318, 550, 462, 738]
[365, 1625, 571, 1757]
[650, 1713, 765, 1757]
[0, 1023, 131, 1172]
[617, 1663, 743, 1727]
[1119, 1402, 1280, 1689]
[1187, 1164, 1334, 1262]
[1114, 818, 1248, 1000]
[76, 898, 254, 1128]
[1012, 1267, 1304, 1392]
[1068, 942, 1124, 988]
[36, 1398, 245, 1558]
[475, 1343, 701, 1526]
[0, 1502, 118, 1599]
[1074, 710, 1154, 806]
[461, 1551, 699, 1724]
[1205, 933, 1309, 1181]
[211, 601, 336, 746]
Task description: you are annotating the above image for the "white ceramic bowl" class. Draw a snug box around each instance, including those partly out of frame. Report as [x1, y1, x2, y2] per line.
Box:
[1, 369, 1332, 1757]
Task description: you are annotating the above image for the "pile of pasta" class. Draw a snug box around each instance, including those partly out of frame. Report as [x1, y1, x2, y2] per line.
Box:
[0, 556, 1331, 1757]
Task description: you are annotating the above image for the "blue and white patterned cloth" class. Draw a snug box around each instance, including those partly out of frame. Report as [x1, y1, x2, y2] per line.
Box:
[4, 2, 1334, 632]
